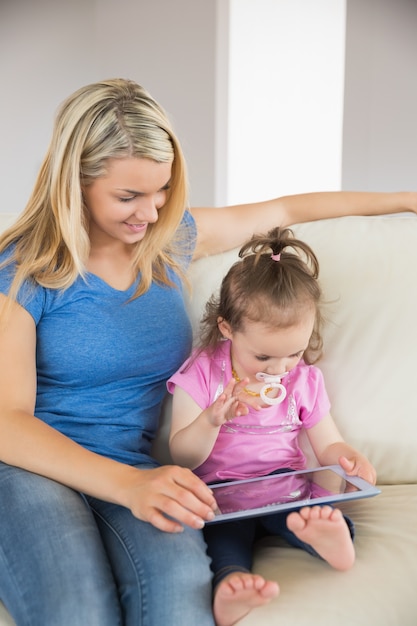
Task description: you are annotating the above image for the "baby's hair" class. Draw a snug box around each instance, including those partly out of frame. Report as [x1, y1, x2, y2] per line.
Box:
[198, 226, 324, 364]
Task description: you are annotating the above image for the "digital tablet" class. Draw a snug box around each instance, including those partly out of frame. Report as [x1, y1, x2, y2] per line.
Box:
[206, 465, 381, 524]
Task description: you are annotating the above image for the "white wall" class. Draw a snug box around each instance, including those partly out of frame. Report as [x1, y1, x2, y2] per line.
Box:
[0, 0, 416, 216]
[225, 0, 346, 204]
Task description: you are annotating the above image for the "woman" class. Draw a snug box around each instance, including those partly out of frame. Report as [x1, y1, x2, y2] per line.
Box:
[0, 78, 415, 626]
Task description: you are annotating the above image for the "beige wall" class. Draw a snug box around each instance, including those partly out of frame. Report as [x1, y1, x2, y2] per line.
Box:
[0, 0, 218, 212]
[0, 0, 416, 215]
[342, 0, 417, 191]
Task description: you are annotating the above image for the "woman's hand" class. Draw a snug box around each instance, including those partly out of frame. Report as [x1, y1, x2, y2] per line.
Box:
[121, 464, 218, 533]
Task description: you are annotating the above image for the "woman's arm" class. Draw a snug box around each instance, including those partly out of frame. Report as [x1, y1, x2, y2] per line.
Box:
[306, 413, 377, 485]
[191, 190, 417, 258]
[0, 296, 216, 532]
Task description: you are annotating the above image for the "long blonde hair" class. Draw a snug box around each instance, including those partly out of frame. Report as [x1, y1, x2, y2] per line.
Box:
[0, 78, 190, 306]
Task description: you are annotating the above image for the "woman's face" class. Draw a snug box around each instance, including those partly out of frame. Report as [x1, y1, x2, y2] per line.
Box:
[83, 156, 172, 248]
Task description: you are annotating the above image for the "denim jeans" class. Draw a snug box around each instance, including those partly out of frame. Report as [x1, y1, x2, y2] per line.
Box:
[0, 462, 214, 626]
[204, 510, 355, 588]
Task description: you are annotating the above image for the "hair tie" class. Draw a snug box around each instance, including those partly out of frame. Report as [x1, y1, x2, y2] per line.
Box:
[271, 253, 281, 261]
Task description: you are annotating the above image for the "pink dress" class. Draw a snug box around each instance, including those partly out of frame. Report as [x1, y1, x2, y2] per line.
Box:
[167, 339, 330, 484]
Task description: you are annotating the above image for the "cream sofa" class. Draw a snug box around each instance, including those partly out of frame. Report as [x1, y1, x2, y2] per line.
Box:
[1, 213, 417, 625]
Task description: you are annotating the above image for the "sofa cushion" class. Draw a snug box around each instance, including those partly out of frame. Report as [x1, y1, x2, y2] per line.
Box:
[238, 483, 417, 625]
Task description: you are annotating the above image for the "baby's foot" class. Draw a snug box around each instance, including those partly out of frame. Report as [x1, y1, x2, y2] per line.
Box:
[286, 505, 355, 571]
[213, 571, 279, 626]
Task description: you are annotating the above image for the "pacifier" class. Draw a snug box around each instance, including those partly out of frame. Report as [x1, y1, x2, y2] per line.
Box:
[255, 371, 288, 405]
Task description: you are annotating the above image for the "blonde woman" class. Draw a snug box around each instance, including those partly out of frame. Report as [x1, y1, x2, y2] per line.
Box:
[0, 78, 415, 626]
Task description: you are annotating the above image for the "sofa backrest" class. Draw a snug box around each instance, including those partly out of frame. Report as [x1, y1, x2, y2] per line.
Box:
[0, 212, 415, 485]
[185, 215, 417, 486]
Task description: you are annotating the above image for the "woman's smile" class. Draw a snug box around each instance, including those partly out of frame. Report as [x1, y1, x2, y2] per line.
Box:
[123, 221, 148, 233]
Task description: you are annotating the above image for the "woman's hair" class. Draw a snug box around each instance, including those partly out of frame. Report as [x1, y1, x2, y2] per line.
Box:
[0, 78, 190, 304]
[198, 226, 324, 364]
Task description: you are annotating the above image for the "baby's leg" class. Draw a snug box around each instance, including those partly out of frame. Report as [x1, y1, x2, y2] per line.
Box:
[204, 519, 279, 626]
[286, 505, 355, 571]
[213, 572, 279, 626]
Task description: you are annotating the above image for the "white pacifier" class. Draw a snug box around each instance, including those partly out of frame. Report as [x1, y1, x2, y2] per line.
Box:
[255, 372, 288, 405]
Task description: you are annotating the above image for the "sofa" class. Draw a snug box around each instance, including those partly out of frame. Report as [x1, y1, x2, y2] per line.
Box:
[1, 212, 417, 625]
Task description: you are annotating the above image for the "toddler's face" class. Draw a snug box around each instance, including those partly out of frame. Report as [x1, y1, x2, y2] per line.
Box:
[219, 309, 315, 385]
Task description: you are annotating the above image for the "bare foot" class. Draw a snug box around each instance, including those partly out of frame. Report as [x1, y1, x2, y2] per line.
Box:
[213, 571, 279, 626]
[286, 505, 355, 571]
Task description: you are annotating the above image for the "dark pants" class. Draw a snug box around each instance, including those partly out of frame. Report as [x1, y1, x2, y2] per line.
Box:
[203, 509, 355, 588]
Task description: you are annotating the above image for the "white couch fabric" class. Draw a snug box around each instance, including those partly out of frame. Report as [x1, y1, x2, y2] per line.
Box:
[1, 214, 417, 625]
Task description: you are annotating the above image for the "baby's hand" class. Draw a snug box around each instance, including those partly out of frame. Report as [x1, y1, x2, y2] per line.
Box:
[339, 455, 377, 485]
[207, 378, 249, 426]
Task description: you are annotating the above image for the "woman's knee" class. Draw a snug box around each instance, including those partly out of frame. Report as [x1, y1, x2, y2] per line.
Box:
[88, 497, 215, 626]
[0, 464, 121, 626]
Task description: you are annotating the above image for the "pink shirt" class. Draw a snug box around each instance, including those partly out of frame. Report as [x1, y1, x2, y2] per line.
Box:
[167, 340, 330, 484]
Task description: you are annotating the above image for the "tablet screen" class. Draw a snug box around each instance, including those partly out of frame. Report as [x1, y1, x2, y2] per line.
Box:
[207, 466, 380, 523]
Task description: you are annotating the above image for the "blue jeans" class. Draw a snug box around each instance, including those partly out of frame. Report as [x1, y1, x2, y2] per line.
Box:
[204, 510, 355, 588]
[0, 462, 214, 626]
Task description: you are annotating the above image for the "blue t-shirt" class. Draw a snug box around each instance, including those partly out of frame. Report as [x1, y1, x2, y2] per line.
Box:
[0, 213, 195, 465]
